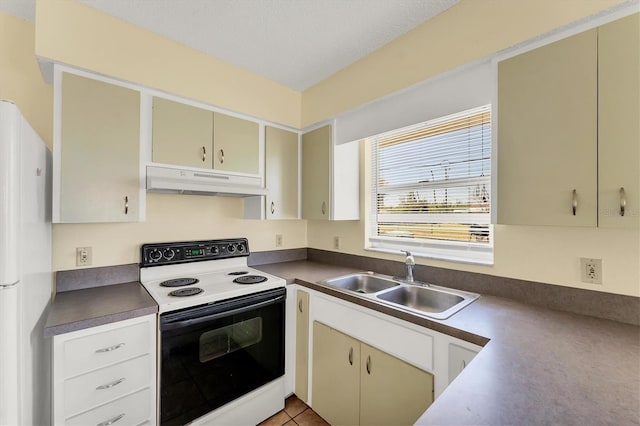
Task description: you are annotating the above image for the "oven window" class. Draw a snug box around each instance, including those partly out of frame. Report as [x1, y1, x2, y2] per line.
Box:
[199, 317, 262, 362]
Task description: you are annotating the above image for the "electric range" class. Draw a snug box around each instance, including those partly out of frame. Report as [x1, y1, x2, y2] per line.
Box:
[140, 238, 286, 313]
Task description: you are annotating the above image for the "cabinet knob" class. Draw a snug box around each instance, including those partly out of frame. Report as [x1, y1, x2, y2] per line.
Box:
[96, 413, 125, 426]
[96, 377, 126, 390]
[95, 342, 125, 353]
[571, 189, 577, 216]
[219, 148, 224, 164]
[348, 347, 354, 365]
[321, 201, 326, 215]
[620, 187, 626, 217]
[201, 146, 207, 162]
[124, 196, 129, 215]
[271, 201, 275, 215]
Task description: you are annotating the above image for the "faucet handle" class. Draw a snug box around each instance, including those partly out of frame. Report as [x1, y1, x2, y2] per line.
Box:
[401, 250, 415, 264]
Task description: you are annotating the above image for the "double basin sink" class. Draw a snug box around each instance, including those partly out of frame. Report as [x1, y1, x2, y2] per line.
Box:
[318, 272, 479, 320]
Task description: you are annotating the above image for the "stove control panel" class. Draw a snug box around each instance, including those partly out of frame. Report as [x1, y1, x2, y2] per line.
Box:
[141, 238, 249, 266]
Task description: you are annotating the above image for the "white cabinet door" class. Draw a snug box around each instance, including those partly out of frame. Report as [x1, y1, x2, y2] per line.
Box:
[598, 13, 639, 228]
[57, 72, 141, 223]
[448, 343, 478, 384]
[498, 29, 598, 226]
[266, 126, 299, 219]
[152, 97, 213, 169]
[213, 112, 259, 174]
[301, 125, 331, 220]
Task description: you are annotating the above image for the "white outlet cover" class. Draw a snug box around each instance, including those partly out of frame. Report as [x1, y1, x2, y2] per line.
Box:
[580, 258, 602, 285]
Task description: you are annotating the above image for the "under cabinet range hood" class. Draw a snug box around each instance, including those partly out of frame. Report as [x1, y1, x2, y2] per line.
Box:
[146, 165, 267, 197]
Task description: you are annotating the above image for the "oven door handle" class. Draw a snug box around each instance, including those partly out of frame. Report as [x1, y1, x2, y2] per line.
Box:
[161, 295, 285, 331]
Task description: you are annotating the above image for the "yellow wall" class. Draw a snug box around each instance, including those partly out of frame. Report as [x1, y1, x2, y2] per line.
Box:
[303, 0, 640, 297]
[0, 14, 52, 147]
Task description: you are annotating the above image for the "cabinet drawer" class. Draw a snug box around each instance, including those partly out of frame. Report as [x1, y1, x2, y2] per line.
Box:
[64, 354, 152, 416]
[66, 387, 151, 426]
[63, 321, 151, 377]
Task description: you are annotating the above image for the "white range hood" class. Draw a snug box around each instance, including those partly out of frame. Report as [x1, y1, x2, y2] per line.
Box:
[146, 165, 267, 197]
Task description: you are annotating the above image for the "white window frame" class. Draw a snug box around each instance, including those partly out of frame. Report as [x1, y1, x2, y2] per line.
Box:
[367, 105, 494, 265]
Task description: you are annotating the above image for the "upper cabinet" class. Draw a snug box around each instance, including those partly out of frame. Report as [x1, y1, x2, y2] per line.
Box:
[265, 126, 299, 219]
[301, 124, 359, 221]
[301, 125, 331, 220]
[498, 29, 598, 227]
[152, 97, 213, 169]
[213, 113, 259, 174]
[497, 13, 639, 228]
[597, 14, 639, 228]
[54, 72, 141, 223]
[151, 97, 259, 175]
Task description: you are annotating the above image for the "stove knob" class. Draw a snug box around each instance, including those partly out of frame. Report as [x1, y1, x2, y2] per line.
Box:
[148, 249, 162, 262]
[211, 246, 219, 255]
[236, 244, 245, 253]
[228, 244, 236, 253]
[163, 248, 175, 260]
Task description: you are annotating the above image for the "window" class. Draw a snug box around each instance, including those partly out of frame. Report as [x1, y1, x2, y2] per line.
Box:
[368, 105, 493, 264]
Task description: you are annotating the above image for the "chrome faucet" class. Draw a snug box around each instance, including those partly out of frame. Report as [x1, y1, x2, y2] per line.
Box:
[401, 250, 415, 283]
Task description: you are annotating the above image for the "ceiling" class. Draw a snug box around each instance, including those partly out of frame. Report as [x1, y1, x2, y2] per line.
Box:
[0, 0, 459, 90]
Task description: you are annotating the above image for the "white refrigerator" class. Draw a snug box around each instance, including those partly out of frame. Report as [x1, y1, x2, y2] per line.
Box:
[0, 100, 52, 425]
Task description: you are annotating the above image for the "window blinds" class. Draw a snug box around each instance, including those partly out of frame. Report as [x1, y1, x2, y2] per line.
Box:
[370, 105, 492, 251]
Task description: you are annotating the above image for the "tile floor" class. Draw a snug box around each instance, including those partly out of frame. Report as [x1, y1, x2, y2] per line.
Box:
[258, 395, 329, 426]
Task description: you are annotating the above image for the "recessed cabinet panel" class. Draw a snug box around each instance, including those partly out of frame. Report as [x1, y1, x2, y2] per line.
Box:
[213, 112, 259, 174]
[59, 73, 140, 222]
[311, 322, 360, 426]
[266, 126, 299, 219]
[598, 14, 640, 228]
[301, 125, 331, 220]
[498, 29, 598, 226]
[295, 290, 309, 401]
[360, 343, 434, 426]
[152, 97, 213, 168]
[448, 343, 478, 384]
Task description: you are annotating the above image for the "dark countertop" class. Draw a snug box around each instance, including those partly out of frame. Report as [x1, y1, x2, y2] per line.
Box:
[255, 260, 640, 426]
[44, 281, 158, 337]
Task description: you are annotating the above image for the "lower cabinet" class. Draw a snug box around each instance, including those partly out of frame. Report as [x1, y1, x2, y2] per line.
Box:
[448, 343, 478, 384]
[312, 321, 434, 426]
[295, 290, 310, 402]
[52, 315, 157, 426]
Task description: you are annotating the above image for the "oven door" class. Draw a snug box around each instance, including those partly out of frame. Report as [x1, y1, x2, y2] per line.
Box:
[159, 287, 285, 426]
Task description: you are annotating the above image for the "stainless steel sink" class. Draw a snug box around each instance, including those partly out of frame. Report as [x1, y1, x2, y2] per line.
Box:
[376, 285, 474, 319]
[317, 272, 478, 320]
[319, 272, 400, 294]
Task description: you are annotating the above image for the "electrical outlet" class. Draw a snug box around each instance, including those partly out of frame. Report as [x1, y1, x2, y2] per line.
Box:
[580, 258, 602, 284]
[275, 234, 283, 248]
[333, 236, 341, 250]
[76, 247, 93, 267]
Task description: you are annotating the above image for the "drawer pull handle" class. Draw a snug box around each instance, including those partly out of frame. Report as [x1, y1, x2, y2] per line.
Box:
[366, 355, 371, 375]
[620, 187, 626, 217]
[96, 413, 125, 426]
[124, 196, 129, 215]
[95, 343, 125, 353]
[219, 148, 224, 164]
[298, 299, 303, 313]
[96, 377, 126, 390]
[348, 347, 353, 366]
[202, 146, 206, 162]
[572, 189, 577, 216]
[271, 201, 275, 215]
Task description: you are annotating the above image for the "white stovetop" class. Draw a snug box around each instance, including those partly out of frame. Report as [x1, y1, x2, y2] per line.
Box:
[140, 258, 286, 313]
